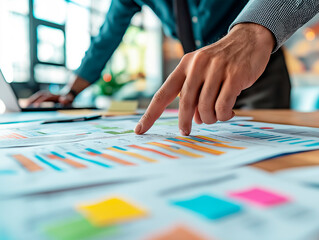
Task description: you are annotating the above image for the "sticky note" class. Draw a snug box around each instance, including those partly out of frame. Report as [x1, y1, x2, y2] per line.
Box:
[45, 216, 117, 240]
[172, 194, 242, 220]
[147, 225, 208, 240]
[108, 100, 138, 112]
[77, 197, 147, 226]
[229, 187, 290, 207]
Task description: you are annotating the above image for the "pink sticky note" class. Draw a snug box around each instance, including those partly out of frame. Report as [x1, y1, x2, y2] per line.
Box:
[228, 187, 290, 207]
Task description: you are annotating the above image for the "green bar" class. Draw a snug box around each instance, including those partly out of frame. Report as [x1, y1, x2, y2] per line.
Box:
[45, 216, 117, 240]
[105, 130, 134, 135]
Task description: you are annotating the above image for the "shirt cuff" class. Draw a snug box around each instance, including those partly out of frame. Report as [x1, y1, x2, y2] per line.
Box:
[229, 0, 319, 53]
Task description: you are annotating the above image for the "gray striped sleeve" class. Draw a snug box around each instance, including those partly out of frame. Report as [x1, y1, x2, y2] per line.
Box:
[229, 0, 319, 52]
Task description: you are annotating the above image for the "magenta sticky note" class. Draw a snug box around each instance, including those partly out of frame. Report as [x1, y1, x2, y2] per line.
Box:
[228, 187, 290, 207]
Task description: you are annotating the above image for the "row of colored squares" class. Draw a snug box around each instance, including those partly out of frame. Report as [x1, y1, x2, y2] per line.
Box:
[230, 123, 274, 130]
[234, 131, 319, 147]
[46, 216, 208, 240]
[45, 187, 289, 240]
[11, 136, 244, 172]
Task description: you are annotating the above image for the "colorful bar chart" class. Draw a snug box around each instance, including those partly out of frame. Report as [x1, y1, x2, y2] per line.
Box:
[35, 155, 62, 171]
[86, 148, 136, 166]
[11, 154, 43, 172]
[108, 146, 158, 163]
[165, 138, 225, 155]
[147, 142, 203, 158]
[10, 134, 245, 174]
[236, 130, 319, 147]
[176, 136, 245, 150]
[66, 152, 112, 168]
[48, 152, 87, 169]
[0, 132, 28, 139]
[128, 145, 178, 159]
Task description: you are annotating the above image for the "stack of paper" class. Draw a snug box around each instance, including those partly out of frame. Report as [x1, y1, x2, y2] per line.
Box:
[1, 113, 319, 239]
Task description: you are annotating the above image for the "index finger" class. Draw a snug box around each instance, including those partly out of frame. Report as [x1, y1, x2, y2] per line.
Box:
[135, 67, 186, 135]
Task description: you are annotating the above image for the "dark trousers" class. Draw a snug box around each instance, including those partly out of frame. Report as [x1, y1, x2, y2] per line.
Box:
[235, 48, 291, 109]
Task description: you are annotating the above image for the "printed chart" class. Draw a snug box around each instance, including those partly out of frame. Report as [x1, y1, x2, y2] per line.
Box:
[2, 119, 319, 195]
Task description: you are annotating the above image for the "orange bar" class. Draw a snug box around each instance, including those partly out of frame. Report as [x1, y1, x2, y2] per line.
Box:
[108, 147, 157, 163]
[13, 133, 27, 139]
[12, 154, 43, 172]
[176, 136, 245, 150]
[129, 145, 178, 159]
[147, 142, 203, 158]
[87, 151, 135, 166]
[165, 139, 225, 155]
[213, 143, 245, 150]
[196, 135, 229, 143]
[176, 137, 198, 143]
[48, 154, 87, 169]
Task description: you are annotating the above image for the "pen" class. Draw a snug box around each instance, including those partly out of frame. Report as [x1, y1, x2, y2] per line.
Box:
[42, 115, 102, 124]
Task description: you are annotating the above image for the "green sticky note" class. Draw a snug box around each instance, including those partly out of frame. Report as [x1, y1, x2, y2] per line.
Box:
[45, 216, 117, 240]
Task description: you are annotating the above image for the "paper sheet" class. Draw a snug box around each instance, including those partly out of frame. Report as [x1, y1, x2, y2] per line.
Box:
[2, 119, 319, 196]
[2, 168, 319, 240]
[275, 166, 319, 186]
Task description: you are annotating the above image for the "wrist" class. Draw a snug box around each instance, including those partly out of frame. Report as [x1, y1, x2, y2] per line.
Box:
[60, 87, 77, 101]
[230, 23, 275, 53]
[60, 75, 90, 100]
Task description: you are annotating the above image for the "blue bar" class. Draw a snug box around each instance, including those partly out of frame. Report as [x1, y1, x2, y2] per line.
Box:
[167, 138, 189, 143]
[86, 148, 102, 154]
[201, 128, 218, 132]
[51, 151, 65, 159]
[35, 155, 62, 171]
[67, 152, 111, 168]
[277, 138, 301, 143]
[0, 170, 17, 175]
[305, 142, 319, 147]
[232, 131, 251, 134]
[112, 146, 127, 151]
[289, 140, 314, 145]
[189, 136, 211, 143]
[268, 137, 292, 141]
[241, 132, 278, 139]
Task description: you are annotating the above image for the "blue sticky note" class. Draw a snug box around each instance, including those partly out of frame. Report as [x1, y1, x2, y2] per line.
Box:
[172, 194, 242, 220]
[0, 170, 16, 175]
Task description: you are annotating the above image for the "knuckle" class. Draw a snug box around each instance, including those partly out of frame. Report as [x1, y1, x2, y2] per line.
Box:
[182, 52, 193, 61]
[215, 101, 229, 115]
[153, 89, 167, 103]
[198, 101, 212, 113]
[193, 50, 209, 64]
[203, 118, 216, 125]
[215, 102, 232, 121]
[140, 111, 153, 123]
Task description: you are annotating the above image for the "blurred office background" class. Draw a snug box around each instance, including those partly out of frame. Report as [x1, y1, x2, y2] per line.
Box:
[0, 0, 319, 111]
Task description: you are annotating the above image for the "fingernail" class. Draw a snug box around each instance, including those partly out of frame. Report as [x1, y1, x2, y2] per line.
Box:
[135, 122, 142, 134]
[179, 129, 188, 136]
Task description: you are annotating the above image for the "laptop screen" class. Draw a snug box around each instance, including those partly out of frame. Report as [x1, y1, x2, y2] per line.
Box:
[0, 69, 21, 112]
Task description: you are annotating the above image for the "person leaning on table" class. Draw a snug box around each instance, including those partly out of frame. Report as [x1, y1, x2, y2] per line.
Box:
[28, 0, 319, 136]
[30, 0, 290, 117]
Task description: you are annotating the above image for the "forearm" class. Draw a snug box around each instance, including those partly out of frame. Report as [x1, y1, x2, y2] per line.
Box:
[229, 0, 319, 52]
[75, 0, 141, 84]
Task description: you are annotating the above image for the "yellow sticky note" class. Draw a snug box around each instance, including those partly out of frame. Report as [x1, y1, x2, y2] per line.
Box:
[108, 101, 138, 112]
[77, 197, 147, 226]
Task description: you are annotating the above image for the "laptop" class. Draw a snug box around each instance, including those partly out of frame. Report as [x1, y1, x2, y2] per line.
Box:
[0, 69, 96, 112]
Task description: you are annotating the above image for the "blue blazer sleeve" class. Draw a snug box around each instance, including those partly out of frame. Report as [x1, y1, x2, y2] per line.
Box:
[74, 0, 142, 83]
